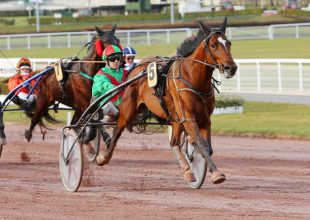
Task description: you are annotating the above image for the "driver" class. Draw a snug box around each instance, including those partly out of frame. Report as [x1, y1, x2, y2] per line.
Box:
[7, 57, 37, 110]
[92, 45, 129, 122]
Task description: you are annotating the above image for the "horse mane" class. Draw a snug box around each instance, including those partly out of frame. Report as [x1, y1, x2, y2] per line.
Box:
[176, 29, 208, 58]
[82, 35, 98, 60]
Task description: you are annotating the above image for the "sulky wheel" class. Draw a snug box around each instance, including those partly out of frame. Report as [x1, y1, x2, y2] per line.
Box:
[83, 128, 100, 162]
[183, 140, 207, 189]
[59, 129, 83, 192]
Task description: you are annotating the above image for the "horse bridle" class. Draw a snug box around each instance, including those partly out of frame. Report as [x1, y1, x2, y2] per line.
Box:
[190, 30, 228, 74]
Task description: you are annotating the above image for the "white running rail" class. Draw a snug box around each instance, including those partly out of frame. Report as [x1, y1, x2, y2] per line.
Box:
[0, 58, 310, 95]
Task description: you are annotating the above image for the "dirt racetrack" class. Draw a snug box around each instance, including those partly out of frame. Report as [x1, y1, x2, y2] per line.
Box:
[0, 122, 310, 220]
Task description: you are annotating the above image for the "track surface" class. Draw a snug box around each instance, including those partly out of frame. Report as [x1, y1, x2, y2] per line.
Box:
[0, 123, 309, 220]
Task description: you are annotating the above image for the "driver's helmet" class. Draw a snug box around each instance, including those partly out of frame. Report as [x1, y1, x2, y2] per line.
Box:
[123, 46, 136, 57]
[17, 57, 32, 70]
[102, 45, 123, 61]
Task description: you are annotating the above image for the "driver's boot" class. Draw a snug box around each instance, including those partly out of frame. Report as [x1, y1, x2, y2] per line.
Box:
[19, 100, 31, 111]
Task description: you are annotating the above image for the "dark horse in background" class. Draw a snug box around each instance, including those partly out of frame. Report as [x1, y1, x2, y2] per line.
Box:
[18, 25, 120, 143]
[95, 18, 237, 184]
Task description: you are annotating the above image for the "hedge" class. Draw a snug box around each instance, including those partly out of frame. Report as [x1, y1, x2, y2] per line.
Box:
[183, 8, 263, 20]
[27, 13, 172, 25]
[279, 9, 310, 19]
[27, 9, 265, 26]
[215, 94, 244, 108]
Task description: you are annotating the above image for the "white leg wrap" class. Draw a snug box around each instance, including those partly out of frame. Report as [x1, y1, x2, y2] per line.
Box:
[172, 146, 190, 172]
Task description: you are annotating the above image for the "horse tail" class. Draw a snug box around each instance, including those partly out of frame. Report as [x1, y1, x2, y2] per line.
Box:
[24, 110, 60, 129]
[42, 111, 60, 124]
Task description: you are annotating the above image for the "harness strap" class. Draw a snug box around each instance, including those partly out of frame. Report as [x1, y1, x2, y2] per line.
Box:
[79, 72, 93, 81]
[171, 60, 213, 124]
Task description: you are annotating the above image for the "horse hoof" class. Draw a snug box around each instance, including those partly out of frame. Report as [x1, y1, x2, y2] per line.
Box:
[211, 171, 226, 184]
[24, 130, 32, 142]
[0, 138, 7, 145]
[184, 170, 196, 182]
[96, 154, 107, 166]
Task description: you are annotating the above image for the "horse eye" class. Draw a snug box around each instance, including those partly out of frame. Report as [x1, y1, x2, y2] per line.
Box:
[210, 44, 216, 49]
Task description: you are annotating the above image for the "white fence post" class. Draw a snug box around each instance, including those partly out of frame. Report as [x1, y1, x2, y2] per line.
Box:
[127, 31, 131, 46]
[268, 25, 274, 40]
[166, 30, 170, 44]
[277, 62, 282, 92]
[256, 62, 261, 91]
[186, 29, 192, 37]
[296, 25, 299, 39]
[67, 33, 71, 48]
[27, 36, 31, 50]
[6, 36, 10, 50]
[228, 27, 232, 40]
[87, 33, 91, 42]
[299, 62, 303, 92]
[47, 34, 51, 49]
[147, 31, 150, 45]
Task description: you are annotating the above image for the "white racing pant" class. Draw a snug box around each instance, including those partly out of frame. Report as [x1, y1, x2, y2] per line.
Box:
[18, 92, 35, 104]
[102, 101, 119, 122]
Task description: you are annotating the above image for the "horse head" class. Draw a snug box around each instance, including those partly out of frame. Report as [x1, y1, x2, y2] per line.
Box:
[198, 18, 237, 78]
[95, 25, 121, 54]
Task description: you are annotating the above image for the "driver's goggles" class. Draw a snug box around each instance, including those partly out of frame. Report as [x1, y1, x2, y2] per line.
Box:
[107, 54, 122, 62]
[19, 66, 31, 70]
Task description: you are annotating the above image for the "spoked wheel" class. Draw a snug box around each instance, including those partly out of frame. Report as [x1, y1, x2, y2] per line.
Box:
[167, 126, 207, 189]
[83, 129, 100, 162]
[183, 141, 207, 189]
[59, 129, 83, 192]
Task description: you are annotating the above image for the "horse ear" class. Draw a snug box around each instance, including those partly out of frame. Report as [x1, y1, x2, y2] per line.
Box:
[219, 17, 227, 33]
[95, 26, 105, 36]
[198, 20, 210, 36]
[198, 20, 205, 33]
[111, 24, 117, 34]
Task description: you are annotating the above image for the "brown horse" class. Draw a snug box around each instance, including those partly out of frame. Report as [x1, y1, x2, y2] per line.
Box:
[95, 18, 237, 184]
[24, 25, 121, 142]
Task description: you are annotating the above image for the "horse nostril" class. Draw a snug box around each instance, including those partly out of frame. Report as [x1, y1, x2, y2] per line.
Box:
[224, 65, 237, 74]
[231, 65, 238, 74]
[224, 66, 231, 71]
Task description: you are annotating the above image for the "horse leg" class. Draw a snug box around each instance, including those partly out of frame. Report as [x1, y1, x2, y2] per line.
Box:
[199, 124, 225, 184]
[183, 121, 225, 184]
[170, 123, 195, 182]
[24, 99, 50, 142]
[96, 125, 124, 166]
[96, 89, 139, 166]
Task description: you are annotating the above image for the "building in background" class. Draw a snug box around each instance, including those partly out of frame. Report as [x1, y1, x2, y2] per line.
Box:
[0, 0, 305, 16]
[0, 0, 170, 15]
